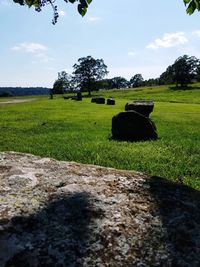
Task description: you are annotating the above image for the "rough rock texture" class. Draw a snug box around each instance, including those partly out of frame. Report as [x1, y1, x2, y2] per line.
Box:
[1, 152, 200, 267]
[125, 101, 154, 117]
[112, 111, 158, 141]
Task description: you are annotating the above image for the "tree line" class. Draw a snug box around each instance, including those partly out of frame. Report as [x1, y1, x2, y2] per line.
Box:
[53, 54, 200, 95]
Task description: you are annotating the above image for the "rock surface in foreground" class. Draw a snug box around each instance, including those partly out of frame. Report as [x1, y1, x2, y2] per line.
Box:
[0, 152, 200, 267]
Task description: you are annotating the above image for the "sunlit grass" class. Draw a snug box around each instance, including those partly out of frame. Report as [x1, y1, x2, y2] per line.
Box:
[0, 84, 200, 189]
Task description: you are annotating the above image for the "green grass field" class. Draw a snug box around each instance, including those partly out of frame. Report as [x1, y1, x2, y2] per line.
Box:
[0, 85, 200, 189]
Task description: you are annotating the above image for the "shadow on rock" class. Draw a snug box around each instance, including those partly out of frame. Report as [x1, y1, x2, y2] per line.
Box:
[149, 176, 200, 266]
[0, 192, 104, 267]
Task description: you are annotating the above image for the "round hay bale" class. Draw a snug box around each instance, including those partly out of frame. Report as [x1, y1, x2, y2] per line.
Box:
[91, 97, 97, 103]
[96, 97, 105, 104]
[112, 111, 158, 141]
[107, 98, 115, 105]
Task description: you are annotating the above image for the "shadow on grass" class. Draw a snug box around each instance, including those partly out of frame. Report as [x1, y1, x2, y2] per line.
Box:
[169, 85, 200, 91]
[0, 192, 103, 267]
[149, 176, 200, 266]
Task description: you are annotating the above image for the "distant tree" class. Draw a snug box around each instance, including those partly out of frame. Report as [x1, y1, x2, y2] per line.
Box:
[52, 79, 65, 94]
[58, 71, 74, 92]
[53, 71, 74, 94]
[111, 77, 129, 89]
[196, 65, 200, 82]
[170, 55, 199, 87]
[130, 74, 144, 88]
[159, 66, 174, 85]
[72, 56, 108, 96]
[143, 78, 159, 87]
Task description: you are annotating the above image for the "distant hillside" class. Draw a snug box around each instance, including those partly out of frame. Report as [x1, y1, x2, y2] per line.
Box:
[0, 87, 51, 96]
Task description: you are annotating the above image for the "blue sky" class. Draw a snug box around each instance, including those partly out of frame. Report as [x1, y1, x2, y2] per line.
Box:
[1, 0, 200, 87]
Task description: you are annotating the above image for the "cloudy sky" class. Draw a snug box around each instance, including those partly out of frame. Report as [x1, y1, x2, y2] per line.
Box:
[1, 0, 200, 87]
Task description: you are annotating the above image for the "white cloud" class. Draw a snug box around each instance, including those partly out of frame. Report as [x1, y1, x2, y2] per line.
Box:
[146, 32, 188, 49]
[58, 10, 66, 16]
[87, 16, 101, 22]
[11, 42, 47, 53]
[46, 67, 56, 71]
[128, 51, 136, 56]
[35, 53, 54, 63]
[192, 30, 200, 38]
[11, 42, 54, 63]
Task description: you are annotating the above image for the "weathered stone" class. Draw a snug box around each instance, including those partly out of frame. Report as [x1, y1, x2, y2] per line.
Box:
[1, 152, 200, 267]
[107, 98, 115, 105]
[112, 111, 158, 141]
[125, 101, 154, 117]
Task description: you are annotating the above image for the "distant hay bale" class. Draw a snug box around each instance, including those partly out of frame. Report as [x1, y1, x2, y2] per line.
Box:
[107, 98, 115, 105]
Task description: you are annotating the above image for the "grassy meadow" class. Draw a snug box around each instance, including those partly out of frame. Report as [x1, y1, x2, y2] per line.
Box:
[0, 85, 200, 189]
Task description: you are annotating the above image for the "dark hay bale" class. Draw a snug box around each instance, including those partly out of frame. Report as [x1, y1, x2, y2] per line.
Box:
[107, 98, 115, 105]
[112, 111, 158, 141]
[91, 97, 97, 103]
[96, 97, 105, 104]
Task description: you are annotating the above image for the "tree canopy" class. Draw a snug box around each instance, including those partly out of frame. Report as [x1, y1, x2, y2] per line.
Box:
[13, 0, 92, 24]
[159, 55, 200, 87]
[130, 74, 144, 88]
[72, 56, 108, 95]
[184, 0, 200, 14]
[12, 0, 200, 24]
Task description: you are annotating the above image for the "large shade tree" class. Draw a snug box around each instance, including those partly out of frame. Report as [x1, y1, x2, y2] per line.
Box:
[130, 74, 144, 88]
[160, 55, 200, 87]
[12, 0, 200, 23]
[171, 55, 199, 87]
[72, 56, 108, 96]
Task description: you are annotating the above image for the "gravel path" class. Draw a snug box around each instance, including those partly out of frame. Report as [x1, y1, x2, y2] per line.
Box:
[0, 99, 35, 105]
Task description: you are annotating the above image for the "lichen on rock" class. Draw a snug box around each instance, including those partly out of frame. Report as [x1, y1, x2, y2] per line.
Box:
[0, 152, 200, 266]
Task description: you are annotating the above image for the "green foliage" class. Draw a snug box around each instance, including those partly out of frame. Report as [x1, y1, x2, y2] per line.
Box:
[0, 85, 200, 189]
[110, 77, 129, 89]
[12, 0, 200, 24]
[13, 0, 93, 24]
[53, 79, 65, 94]
[0, 91, 13, 97]
[159, 55, 200, 87]
[130, 74, 144, 88]
[184, 0, 200, 14]
[58, 71, 74, 92]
